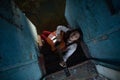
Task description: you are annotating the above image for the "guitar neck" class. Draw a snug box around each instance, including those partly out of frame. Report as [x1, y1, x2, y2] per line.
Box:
[56, 46, 71, 77]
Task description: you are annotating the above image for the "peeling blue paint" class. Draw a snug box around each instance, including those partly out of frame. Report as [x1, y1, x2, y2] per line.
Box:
[0, 0, 42, 80]
[65, 0, 120, 70]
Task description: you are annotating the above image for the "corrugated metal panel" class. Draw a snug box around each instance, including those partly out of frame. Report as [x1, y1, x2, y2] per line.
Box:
[65, 0, 120, 70]
[0, 0, 42, 80]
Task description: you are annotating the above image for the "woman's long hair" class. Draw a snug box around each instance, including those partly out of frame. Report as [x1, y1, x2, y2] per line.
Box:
[63, 28, 83, 45]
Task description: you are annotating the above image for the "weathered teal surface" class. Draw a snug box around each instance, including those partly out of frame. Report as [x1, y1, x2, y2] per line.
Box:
[45, 60, 108, 80]
[65, 0, 120, 70]
[0, 0, 42, 80]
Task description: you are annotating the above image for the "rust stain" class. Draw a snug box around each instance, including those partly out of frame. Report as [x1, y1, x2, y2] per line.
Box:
[29, 53, 33, 60]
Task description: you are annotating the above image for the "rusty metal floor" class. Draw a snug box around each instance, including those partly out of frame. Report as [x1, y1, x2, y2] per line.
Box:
[45, 60, 108, 80]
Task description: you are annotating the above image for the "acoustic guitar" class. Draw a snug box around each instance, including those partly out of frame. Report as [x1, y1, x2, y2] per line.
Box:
[46, 31, 71, 77]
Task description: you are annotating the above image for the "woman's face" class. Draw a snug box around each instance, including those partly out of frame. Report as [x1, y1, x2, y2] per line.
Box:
[69, 31, 80, 42]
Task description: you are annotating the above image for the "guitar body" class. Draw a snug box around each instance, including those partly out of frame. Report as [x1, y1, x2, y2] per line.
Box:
[46, 31, 66, 51]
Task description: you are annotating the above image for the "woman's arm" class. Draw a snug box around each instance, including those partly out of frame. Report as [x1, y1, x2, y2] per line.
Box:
[56, 25, 70, 41]
[56, 25, 69, 36]
[63, 43, 77, 62]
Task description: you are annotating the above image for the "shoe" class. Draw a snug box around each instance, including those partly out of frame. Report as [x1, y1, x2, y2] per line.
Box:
[59, 61, 67, 67]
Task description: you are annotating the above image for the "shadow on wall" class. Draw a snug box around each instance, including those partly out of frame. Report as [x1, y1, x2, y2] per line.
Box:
[14, 0, 68, 34]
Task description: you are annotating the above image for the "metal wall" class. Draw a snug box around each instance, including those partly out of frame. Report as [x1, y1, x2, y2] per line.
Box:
[65, 0, 120, 70]
[0, 0, 42, 80]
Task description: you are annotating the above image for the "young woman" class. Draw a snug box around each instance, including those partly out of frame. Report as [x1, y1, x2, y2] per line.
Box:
[55, 25, 82, 67]
[40, 25, 82, 67]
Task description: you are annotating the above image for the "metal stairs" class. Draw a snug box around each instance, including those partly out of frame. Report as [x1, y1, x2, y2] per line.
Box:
[45, 60, 108, 80]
